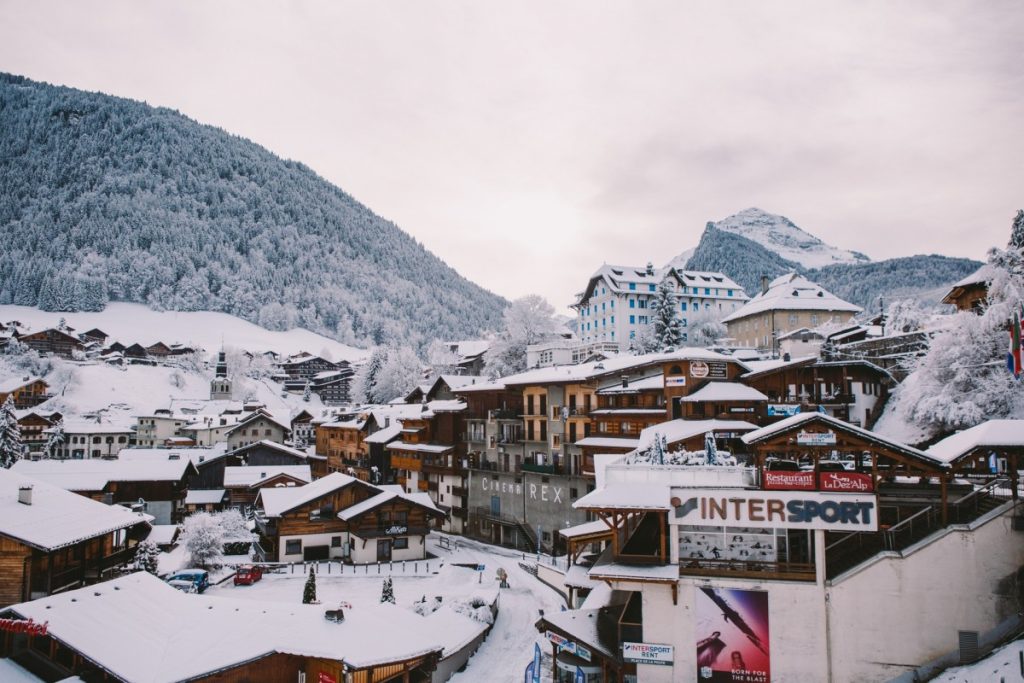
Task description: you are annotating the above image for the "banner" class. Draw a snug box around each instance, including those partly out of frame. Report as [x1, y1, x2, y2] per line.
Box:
[819, 471, 873, 492]
[532, 643, 541, 683]
[767, 404, 800, 417]
[696, 587, 769, 682]
[671, 489, 878, 531]
[763, 470, 815, 490]
[796, 430, 836, 446]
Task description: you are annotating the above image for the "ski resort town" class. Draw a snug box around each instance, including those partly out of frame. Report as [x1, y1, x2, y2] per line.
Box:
[0, 249, 1022, 683]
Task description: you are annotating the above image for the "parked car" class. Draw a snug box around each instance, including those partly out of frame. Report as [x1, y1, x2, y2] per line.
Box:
[766, 459, 801, 471]
[234, 565, 263, 586]
[166, 569, 210, 593]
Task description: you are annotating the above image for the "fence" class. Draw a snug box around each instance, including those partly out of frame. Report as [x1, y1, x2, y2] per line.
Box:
[250, 557, 442, 578]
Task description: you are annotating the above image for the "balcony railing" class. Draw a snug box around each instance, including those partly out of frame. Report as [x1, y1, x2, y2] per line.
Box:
[679, 558, 816, 581]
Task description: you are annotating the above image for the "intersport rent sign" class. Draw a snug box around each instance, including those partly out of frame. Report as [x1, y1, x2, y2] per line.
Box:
[671, 489, 878, 532]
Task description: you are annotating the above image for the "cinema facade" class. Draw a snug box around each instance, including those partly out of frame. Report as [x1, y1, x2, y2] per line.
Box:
[538, 413, 1024, 682]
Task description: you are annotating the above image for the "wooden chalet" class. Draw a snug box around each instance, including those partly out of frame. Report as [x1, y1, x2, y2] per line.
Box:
[79, 328, 108, 344]
[225, 410, 291, 450]
[122, 343, 150, 361]
[144, 341, 172, 358]
[279, 354, 340, 380]
[16, 329, 84, 358]
[223, 464, 312, 509]
[317, 413, 376, 478]
[183, 488, 229, 514]
[942, 265, 991, 313]
[15, 410, 62, 456]
[255, 473, 443, 564]
[187, 440, 309, 490]
[291, 409, 316, 445]
[0, 470, 151, 608]
[104, 341, 126, 354]
[0, 572, 443, 683]
[0, 377, 50, 410]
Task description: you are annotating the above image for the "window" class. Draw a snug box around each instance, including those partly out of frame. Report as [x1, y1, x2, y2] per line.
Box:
[649, 284, 656, 292]
[629, 330, 635, 339]
[680, 302, 687, 311]
[611, 316, 615, 323]
[285, 539, 302, 555]
[265, 429, 272, 436]
[394, 538, 409, 550]
[727, 289, 733, 296]
[629, 315, 635, 324]
[639, 316, 648, 324]
[570, 487, 578, 498]
[118, 436, 127, 443]
[92, 436, 101, 444]
[331, 536, 342, 547]
[705, 288, 710, 295]
[810, 314, 819, 325]
[629, 299, 635, 309]
[106, 436, 114, 444]
[629, 283, 636, 290]
[639, 299, 647, 309]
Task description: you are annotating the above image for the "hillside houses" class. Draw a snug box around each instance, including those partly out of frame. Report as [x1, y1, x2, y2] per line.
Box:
[0, 376, 50, 409]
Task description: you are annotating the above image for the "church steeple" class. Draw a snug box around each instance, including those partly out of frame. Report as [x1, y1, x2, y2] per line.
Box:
[210, 349, 232, 400]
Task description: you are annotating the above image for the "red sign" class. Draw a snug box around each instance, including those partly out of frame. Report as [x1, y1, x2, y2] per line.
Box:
[318, 672, 337, 683]
[763, 471, 815, 490]
[0, 618, 48, 636]
[820, 471, 874, 492]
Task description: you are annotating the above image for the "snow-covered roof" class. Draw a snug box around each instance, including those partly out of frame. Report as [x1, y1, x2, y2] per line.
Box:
[451, 379, 507, 393]
[2, 572, 443, 681]
[145, 524, 179, 546]
[596, 375, 664, 394]
[184, 489, 227, 505]
[227, 439, 309, 460]
[386, 441, 455, 454]
[573, 436, 640, 450]
[575, 264, 747, 307]
[587, 553, 681, 583]
[363, 422, 403, 445]
[741, 412, 941, 465]
[118, 444, 229, 467]
[926, 420, 1024, 465]
[541, 607, 615, 659]
[424, 399, 467, 414]
[224, 410, 291, 435]
[680, 382, 769, 403]
[11, 458, 195, 491]
[558, 519, 615, 540]
[0, 470, 150, 551]
[722, 273, 862, 323]
[446, 340, 491, 359]
[564, 563, 600, 590]
[438, 374, 486, 390]
[223, 465, 312, 488]
[0, 375, 44, 393]
[573, 483, 672, 511]
[636, 419, 760, 451]
[499, 348, 748, 387]
[258, 472, 366, 517]
[943, 264, 996, 298]
[58, 418, 135, 434]
[337, 489, 443, 522]
[740, 355, 816, 377]
[420, 606, 489, 657]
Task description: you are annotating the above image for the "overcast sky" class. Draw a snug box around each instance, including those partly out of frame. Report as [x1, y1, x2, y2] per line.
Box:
[1, 1, 1022, 312]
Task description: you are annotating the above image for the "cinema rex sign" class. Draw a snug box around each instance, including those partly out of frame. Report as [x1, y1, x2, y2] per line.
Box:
[671, 489, 878, 532]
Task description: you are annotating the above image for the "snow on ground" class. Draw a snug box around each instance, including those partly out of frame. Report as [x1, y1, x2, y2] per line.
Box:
[931, 638, 1024, 682]
[0, 303, 368, 361]
[201, 533, 566, 682]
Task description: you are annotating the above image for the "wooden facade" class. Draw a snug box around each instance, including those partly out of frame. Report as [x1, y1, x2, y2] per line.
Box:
[16, 329, 84, 358]
[0, 378, 51, 410]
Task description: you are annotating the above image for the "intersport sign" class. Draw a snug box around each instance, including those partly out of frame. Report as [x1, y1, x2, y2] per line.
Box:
[671, 489, 878, 532]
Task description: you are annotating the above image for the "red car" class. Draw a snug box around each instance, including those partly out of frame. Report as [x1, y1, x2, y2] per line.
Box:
[234, 565, 263, 586]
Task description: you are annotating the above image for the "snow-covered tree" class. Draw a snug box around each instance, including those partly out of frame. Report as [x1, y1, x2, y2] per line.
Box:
[43, 423, 65, 459]
[380, 577, 395, 604]
[652, 279, 683, 351]
[884, 299, 927, 335]
[630, 324, 660, 354]
[352, 347, 388, 403]
[302, 380, 312, 402]
[303, 567, 317, 604]
[372, 346, 424, 404]
[180, 512, 225, 569]
[426, 340, 461, 378]
[885, 211, 1024, 437]
[134, 539, 161, 575]
[218, 509, 255, 543]
[687, 310, 726, 348]
[485, 295, 562, 377]
[0, 395, 23, 468]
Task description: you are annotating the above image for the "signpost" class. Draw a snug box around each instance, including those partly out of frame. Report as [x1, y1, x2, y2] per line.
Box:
[476, 563, 485, 583]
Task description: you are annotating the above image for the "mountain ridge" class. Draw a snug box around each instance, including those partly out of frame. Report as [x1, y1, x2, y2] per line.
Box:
[0, 73, 507, 349]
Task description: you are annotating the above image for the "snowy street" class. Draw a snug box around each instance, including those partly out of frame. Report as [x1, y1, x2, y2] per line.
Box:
[203, 533, 566, 682]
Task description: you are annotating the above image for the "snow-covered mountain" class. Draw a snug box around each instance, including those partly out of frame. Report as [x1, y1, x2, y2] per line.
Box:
[668, 208, 870, 270]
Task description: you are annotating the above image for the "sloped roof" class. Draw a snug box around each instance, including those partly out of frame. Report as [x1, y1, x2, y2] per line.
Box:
[0, 470, 150, 551]
[2, 572, 444, 682]
[223, 465, 312, 488]
[11, 458, 195, 491]
[926, 420, 1024, 465]
[636, 419, 759, 451]
[722, 273, 861, 323]
[258, 472, 368, 517]
[575, 264, 747, 306]
[680, 382, 769, 403]
[0, 375, 45, 393]
[337, 489, 443, 522]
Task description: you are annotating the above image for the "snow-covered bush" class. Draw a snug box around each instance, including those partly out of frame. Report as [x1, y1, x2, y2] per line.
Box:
[380, 577, 396, 604]
[450, 596, 495, 625]
[134, 539, 161, 575]
[180, 512, 225, 569]
[412, 595, 443, 616]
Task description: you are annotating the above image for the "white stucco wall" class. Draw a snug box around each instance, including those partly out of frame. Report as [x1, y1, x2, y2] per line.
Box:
[278, 531, 349, 562]
[349, 533, 427, 564]
[827, 508, 1024, 683]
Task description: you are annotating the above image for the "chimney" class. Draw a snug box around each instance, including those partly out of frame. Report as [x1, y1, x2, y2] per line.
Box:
[17, 485, 32, 505]
[761, 275, 769, 295]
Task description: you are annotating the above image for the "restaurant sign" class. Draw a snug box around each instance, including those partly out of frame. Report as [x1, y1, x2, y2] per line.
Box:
[0, 618, 47, 636]
[796, 430, 837, 446]
[764, 470, 874, 493]
[763, 470, 815, 490]
[383, 525, 408, 535]
[623, 642, 674, 666]
[821, 471, 873, 492]
[671, 489, 878, 532]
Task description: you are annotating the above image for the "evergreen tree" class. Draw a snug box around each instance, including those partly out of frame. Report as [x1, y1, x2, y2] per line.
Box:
[352, 347, 388, 403]
[302, 380, 312, 402]
[0, 396, 23, 468]
[1010, 209, 1024, 251]
[652, 279, 684, 351]
[44, 423, 65, 459]
[380, 577, 396, 604]
[134, 539, 161, 575]
[303, 567, 317, 604]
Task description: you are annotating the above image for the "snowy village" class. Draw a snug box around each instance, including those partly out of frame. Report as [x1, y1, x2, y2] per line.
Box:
[0, 4, 1022, 683]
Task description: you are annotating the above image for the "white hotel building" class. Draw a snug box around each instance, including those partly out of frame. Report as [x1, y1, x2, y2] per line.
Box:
[572, 264, 748, 351]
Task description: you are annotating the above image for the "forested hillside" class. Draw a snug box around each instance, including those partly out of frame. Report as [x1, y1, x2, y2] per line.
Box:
[0, 73, 507, 348]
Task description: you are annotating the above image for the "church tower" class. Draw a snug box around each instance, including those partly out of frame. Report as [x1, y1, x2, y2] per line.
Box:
[210, 350, 233, 400]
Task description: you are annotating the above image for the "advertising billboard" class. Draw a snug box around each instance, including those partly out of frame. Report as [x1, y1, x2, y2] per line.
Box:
[671, 489, 878, 532]
[623, 642, 674, 666]
[696, 587, 769, 683]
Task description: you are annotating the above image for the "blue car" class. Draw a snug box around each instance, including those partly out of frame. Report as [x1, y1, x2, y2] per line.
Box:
[166, 569, 210, 593]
